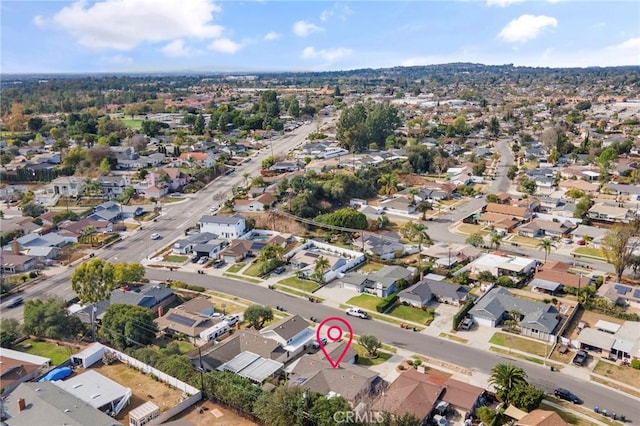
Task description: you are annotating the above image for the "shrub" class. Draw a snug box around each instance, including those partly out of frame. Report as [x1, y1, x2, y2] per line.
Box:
[376, 293, 398, 313]
[413, 359, 422, 368]
[631, 359, 640, 370]
[453, 299, 475, 330]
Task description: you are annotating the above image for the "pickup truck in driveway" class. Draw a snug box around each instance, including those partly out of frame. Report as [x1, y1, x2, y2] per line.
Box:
[573, 349, 588, 366]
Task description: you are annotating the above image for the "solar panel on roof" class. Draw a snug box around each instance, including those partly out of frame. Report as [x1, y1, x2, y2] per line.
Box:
[614, 284, 630, 295]
[292, 377, 307, 386]
[306, 252, 320, 258]
[634, 289, 640, 299]
[167, 313, 196, 327]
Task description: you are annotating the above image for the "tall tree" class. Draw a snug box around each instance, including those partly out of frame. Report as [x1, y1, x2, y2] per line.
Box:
[358, 334, 382, 357]
[71, 258, 116, 340]
[22, 298, 85, 339]
[378, 173, 398, 196]
[489, 363, 528, 403]
[100, 304, 157, 350]
[536, 238, 557, 263]
[601, 224, 639, 282]
[244, 304, 273, 330]
[113, 262, 145, 287]
[314, 256, 330, 283]
[490, 233, 504, 251]
[488, 116, 500, 138]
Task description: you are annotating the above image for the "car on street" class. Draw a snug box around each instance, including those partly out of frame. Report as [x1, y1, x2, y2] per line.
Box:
[6, 297, 24, 308]
[554, 388, 582, 404]
[345, 307, 370, 319]
[224, 314, 240, 326]
[573, 349, 588, 366]
[313, 337, 328, 349]
[150, 233, 161, 240]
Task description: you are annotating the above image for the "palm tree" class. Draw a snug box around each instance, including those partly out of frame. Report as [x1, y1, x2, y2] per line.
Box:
[408, 188, 418, 204]
[490, 233, 504, 251]
[416, 201, 432, 220]
[314, 256, 330, 284]
[401, 221, 418, 242]
[536, 238, 557, 263]
[242, 172, 251, 187]
[413, 224, 432, 253]
[81, 225, 97, 246]
[507, 310, 521, 331]
[489, 363, 528, 403]
[378, 173, 398, 196]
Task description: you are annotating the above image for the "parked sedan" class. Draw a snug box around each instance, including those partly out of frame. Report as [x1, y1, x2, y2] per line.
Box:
[554, 388, 583, 404]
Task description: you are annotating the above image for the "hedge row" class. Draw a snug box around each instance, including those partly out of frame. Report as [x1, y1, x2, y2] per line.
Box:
[376, 293, 398, 313]
[453, 299, 475, 330]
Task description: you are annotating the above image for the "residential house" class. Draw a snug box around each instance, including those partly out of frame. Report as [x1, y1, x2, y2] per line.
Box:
[602, 183, 640, 197]
[57, 217, 112, 241]
[8, 232, 68, 259]
[514, 409, 570, 426]
[220, 239, 254, 263]
[597, 281, 640, 307]
[576, 320, 640, 361]
[191, 239, 226, 260]
[216, 351, 284, 384]
[270, 161, 304, 173]
[176, 296, 215, 317]
[2, 382, 121, 426]
[339, 265, 413, 297]
[421, 243, 481, 268]
[466, 253, 537, 278]
[370, 369, 444, 423]
[192, 330, 287, 372]
[200, 215, 246, 240]
[304, 158, 340, 173]
[559, 166, 600, 181]
[178, 151, 215, 168]
[259, 315, 315, 360]
[354, 233, 405, 260]
[484, 203, 534, 221]
[0, 252, 36, 274]
[380, 196, 416, 215]
[469, 287, 559, 342]
[172, 232, 218, 255]
[155, 308, 218, 342]
[398, 279, 470, 307]
[517, 219, 575, 238]
[558, 179, 600, 194]
[587, 203, 632, 223]
[233, 193, 276, 212]
[0, 349, 51, 395]
[97, 176, 129, 198]
[416, 182, 456, 201]
[440, 378, 487, 420]
[286, 346, 385, 405]
[570, 224, 608, 247]
[51, 176, 86, 197]
[88, 201, 123, 223]
[530, 267, 591, 294]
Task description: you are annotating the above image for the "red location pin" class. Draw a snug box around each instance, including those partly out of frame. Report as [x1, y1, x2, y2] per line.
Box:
[316, 317, 353, 368]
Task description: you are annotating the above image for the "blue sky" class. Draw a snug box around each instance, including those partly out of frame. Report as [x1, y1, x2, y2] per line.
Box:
[2, 0, 639, 74]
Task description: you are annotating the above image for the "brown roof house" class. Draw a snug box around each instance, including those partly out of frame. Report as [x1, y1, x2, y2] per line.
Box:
[440, 377, 486, 419]
[517, 219, 575, 238]
[370, 369, 444, 423]
[0, 348, 51, 395]
[286, 343, 385, 405]
[233, 193, 276, 212]
[515, 409, 570, 426]
[220, 239, 254, 263]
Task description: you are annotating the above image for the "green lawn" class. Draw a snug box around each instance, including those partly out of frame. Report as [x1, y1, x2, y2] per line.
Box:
[243, 262, 263, 277]
[387, 304, 434, 325]
[457, 223, 489, 236]
[122, 119, 143, 129]
[346, 294, 382, 311]
[278, 277, 319, 293]
[273, 285, 324, 302]
[489, 332, 547, 357]
[357, 263, 384, 273]
[17, 340, 72, 365]
[352, 343, 393, 366]
[573, 247, 606, 260]
[226, 263, 245, 273]
[489, 347, 544, 364]
[509, 235, 542, 248]
[164, 255, 188, 263]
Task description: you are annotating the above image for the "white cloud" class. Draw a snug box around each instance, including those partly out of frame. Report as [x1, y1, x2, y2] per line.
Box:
[301, 46, 352, 62]
[486, 0, 525, 7]
[162, 39, 192, 57]
[293, 20, 323, 37]
[48, 0, 223, 50]
[498, 14, 558, 43]
[100, 54, 133, 65]
[320, 4, 352, 22]
[32, 15, 46, 27]
[208, 38, 242, 54]
[264, 32, 281, 41]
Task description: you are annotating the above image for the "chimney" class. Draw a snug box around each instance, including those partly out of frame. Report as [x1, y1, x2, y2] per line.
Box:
[17, 398, 26, 412]
[12, 238, 19, 255]
[157, 305, 164, 317]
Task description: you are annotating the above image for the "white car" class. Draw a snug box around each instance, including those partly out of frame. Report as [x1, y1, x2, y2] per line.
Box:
[345, 307, 370, 319]
[150, 233, 161, 240]
[224, 314, 240, 326]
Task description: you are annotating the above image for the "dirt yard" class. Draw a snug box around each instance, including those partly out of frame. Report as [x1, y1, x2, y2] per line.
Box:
[90, 360, 185, 423]
[169, 399, 258, 426]
[565, 308, 624, 340]
[243, 212, 308, 235]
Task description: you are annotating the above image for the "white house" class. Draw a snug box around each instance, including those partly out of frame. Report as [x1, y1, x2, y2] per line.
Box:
[259, 315, 315, 360]
[199, 215, 246, 240]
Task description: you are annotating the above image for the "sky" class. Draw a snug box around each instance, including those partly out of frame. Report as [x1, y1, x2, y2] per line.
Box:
[1, 0, 639, 74]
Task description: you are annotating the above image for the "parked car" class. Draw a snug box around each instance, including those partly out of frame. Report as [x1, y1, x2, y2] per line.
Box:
[460, 317, 474, 330]
[577, 240, 586, 246]
[273, 266, 286, 274]
[213, 259, 226, 268]
[211, 312, 225, 319]
[191, 255, 201, 263]
[573, 349, 588, 366]
[554, 388, 582, 404]
[313, 337, 328, 349]
[150, 233, 161, 240]
[345, 307, 370, 319]
[224, 314, 240, 326]
[197, 256, 209, 265]
[6, 297, 23, 308]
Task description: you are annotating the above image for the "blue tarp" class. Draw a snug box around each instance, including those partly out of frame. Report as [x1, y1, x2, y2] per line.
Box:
[38, 366, 72, 382]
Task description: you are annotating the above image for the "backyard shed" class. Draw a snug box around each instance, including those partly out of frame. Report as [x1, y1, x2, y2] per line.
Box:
[71, 342, 106, 368]
[128, 401, 160, 426]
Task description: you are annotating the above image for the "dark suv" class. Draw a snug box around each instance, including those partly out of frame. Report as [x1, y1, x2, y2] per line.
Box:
[572, 350, 588, 366]
[554, 388, 582, 404]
